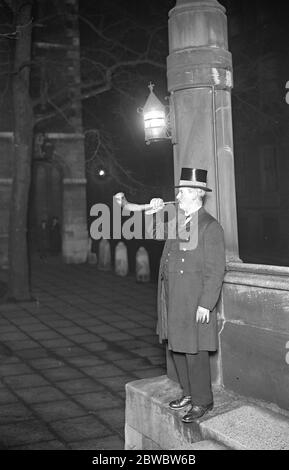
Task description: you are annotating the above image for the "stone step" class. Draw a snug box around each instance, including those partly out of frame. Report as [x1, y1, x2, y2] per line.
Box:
[173, 439, 228, 450]
[125, 375, 289, 450]
[201, 405, 289, 450]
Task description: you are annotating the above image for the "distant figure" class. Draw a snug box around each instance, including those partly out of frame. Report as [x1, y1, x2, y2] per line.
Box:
[136, 246, 150, 282]
[38, 219, 50, 260]
[50, 216, 62, 255]
[115, 241, 128, 277]
[98, 239, 111, 271]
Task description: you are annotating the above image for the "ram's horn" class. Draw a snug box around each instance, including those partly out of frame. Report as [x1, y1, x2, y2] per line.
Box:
[113, 192, 177, 214]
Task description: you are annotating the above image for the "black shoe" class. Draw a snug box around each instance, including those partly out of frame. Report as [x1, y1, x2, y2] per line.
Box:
[169, 395, 191, 410]
[182, 402, 213, 423]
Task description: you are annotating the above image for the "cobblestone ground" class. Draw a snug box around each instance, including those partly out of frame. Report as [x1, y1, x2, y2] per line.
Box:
[0, 260, 166, 450]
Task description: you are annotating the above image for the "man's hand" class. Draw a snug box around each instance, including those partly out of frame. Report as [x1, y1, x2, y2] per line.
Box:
[196, 306, 210, 323]
[114, 192, 126, 207]
[146, 198, 164, 214]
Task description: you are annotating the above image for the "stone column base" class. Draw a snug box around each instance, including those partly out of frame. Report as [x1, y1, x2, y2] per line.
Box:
[62, 227, 88, 264]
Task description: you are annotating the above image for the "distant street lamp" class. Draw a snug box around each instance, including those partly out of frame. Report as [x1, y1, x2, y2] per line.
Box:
[95, 165, 108, 179]
[138, 82, 174, 145]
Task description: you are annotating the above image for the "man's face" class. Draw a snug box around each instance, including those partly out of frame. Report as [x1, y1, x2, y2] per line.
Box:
[176, 187, 199, 213]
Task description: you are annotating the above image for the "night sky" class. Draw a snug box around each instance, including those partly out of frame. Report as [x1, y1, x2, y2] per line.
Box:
[78, 0, 175, 207]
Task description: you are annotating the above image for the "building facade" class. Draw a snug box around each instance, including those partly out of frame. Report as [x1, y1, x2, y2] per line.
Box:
[0, 0, 88, 266]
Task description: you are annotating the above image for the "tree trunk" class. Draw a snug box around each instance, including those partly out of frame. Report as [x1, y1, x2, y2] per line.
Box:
[8, 1, 33, 301]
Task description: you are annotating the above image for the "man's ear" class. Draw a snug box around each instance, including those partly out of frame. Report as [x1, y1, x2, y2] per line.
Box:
[197, 188, 206, 199]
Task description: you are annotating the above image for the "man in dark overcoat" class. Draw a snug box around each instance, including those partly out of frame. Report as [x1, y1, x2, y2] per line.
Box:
[149, 168, 225, 423]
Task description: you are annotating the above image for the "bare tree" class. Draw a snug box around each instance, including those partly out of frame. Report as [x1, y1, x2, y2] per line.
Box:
[31, 3, 168, 134]
[2, 0, 33, 301]
[0, 0, 171, 300]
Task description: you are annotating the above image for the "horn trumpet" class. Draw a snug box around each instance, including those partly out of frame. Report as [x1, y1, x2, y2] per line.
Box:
[114, 192, 177, 214]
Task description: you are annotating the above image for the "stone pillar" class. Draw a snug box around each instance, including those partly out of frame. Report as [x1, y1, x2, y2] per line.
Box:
[62, 177, 88, 263]
[52, 0, 88, 263]
[167, 0, 240, 262]
[45, 133, 88, 264]
[64, 0, 83, 133]
[32, 0, 89, 264]
[0, 133, 13, 268]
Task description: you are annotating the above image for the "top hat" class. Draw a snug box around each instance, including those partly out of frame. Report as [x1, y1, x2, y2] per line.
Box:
[174, 168, 212, 192]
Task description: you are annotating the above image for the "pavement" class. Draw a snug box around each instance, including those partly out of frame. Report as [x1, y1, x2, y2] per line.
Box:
[0, 258, 166, 450]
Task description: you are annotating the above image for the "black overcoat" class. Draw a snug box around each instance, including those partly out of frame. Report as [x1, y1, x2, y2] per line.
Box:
[156, 207, 225, 354]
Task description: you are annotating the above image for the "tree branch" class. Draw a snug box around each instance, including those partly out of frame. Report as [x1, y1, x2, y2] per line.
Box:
[78, 15, 145, 58]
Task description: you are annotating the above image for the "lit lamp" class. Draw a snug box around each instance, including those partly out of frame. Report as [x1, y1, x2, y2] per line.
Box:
[138, 83, 172, 145]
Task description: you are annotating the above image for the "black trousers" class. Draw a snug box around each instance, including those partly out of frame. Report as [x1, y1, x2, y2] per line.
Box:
[171, 350, 213, 406]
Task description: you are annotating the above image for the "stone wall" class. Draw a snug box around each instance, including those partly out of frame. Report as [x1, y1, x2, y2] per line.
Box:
[221, 263, 289, 410]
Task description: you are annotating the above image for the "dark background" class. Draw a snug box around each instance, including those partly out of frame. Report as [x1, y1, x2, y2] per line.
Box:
[1, 0, 289, 274]
[80, 0, 289, 269]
